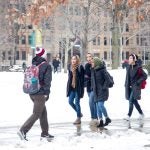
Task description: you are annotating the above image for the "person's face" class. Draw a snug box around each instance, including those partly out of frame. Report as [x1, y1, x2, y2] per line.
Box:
[128, 56, 135, 65]
[71, 56, 77, 65]
[86, 54, 92, 63]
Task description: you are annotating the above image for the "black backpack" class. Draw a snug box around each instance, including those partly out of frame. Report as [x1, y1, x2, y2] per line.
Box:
[105, 71, 114, 88]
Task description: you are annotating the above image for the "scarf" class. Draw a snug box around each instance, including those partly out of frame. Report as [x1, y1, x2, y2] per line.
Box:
[71, 64, 78, 89]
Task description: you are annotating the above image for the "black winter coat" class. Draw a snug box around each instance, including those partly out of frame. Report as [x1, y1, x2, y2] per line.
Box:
[84, 63, 92, 93]
[125, 64, 147, 100]
[31, 56, 52, 95]
[91, 66, 110, 102]
[67, 65, 85, 98]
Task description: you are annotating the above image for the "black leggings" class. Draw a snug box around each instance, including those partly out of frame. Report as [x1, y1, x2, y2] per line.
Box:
[128, 91, 143, 117]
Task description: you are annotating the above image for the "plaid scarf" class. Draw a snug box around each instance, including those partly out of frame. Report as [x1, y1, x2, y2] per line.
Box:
[71, 64, 78, 88]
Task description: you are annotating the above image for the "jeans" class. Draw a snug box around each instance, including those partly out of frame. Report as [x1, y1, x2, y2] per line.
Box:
[96, 101, 108, 119]
[128, 91, 143, 117]
[68, 91, 82, 118]
[88, 91, 97, 119]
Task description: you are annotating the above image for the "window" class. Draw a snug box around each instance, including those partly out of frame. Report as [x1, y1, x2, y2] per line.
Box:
[2, 51, 5, 60]
[16, 51, 19, 60]
[93, 38, 96, 45]
[126, 51, 129, 59]
[126, 37, 129, 45]
[136, 35, 139, 45]
[122, 37, 124, 45]
[8, 51, 11, 55]
[97, 37, 100, 45]
[104, 23, 107, 31]
[28, 25, 33, 29]
[22, 51, 26, 60]
[104, 37, 107, 45]
[94, 53, 100, 57]
[126, 24, 129, 32]
[28, 35, 32, 45]
[74, 6, 80, 15]
[104, 51, 107, 60]
[15, 35, 19, 44]
[69, 6, 73, 15]
[83, 7, 86, 16]
[21, 35, 26, 44]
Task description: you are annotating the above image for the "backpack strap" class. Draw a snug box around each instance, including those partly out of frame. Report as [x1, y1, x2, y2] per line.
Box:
[37, 61, 47, 68]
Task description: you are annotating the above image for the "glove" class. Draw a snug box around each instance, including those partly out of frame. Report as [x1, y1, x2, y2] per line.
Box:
[44, 95, 49, 101]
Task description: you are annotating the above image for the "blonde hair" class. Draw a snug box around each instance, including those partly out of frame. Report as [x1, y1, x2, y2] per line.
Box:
[72, 55, 80, 65]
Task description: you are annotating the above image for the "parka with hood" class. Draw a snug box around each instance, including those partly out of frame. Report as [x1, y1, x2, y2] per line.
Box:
[91, 58, 111, 103]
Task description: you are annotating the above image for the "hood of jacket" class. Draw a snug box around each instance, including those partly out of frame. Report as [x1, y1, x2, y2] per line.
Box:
[32, 56, 46, 66]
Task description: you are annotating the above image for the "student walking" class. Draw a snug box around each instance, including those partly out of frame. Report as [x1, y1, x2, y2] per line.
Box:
[124, 53, 147, 122]
[84, 53, 98, 126]
[91, 57, 111, 127]
[18, 47, 54, 141]
[67, 55, 84, 125]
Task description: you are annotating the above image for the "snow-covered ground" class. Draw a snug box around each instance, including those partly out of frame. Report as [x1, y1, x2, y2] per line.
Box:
[0, 69, 150, 150]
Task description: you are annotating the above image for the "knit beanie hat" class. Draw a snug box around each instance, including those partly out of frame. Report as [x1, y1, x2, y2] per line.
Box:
[36, 47, 47, 59]
[130, 53, 138, 62]
[93, 57, 103, 69]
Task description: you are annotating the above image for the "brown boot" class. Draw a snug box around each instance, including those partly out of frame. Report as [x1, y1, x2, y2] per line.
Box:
[73, 118, 81, 125]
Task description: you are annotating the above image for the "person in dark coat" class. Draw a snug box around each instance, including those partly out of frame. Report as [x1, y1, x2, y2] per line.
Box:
[91, 57, 111, 128]
[18, 47, 54, 141]
[84, 53, 98, 126]
[124, 53, 147, 121]
[22, 62, 27, 72]
[67, 55, 84, 124]
[52, 57, 60, 73]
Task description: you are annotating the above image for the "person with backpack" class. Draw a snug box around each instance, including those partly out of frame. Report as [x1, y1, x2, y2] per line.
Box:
[124, 53, 147, 122]
[67, 55, 84, 125]
[84, 53, 98, 126]
[18, 47, 54, 141]
[91, 57, 112, 128]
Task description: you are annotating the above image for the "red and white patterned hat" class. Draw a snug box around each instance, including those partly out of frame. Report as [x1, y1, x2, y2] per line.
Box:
[36, 47, 47, 58]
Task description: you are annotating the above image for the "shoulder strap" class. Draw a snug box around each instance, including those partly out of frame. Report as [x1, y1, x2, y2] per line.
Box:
[37, 61, 47, 68]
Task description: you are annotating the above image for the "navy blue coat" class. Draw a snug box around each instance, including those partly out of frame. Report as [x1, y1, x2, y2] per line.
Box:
[67, 65, 85, 98]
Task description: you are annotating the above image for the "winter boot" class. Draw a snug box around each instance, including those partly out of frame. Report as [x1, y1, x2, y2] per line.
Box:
[17, 130, 28, 141]
[124, 115, 130, 121]
[104, 117, 111, 126]
[97, 120, 104, 128]
[89, 119, 99, 126]
[40, 133, 54, 142]
[73, 117, 81, 125]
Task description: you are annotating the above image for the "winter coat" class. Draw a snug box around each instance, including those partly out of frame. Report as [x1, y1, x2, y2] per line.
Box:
[67, 64, 85, 98]
[91, 65, 110, 102]
[31, 56, 52, 96]
[52, 59, 60, 68]
[84, 63, 92, 93]
[125, 64, 147, 100]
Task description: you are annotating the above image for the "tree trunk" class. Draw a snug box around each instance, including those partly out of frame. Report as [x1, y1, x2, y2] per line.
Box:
[111, 24, 120, 69]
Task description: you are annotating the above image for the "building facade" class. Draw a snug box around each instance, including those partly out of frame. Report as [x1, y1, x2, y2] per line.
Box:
[0, 0, 149, 70]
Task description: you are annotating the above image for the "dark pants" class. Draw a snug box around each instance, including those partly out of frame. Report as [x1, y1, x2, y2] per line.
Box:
[128, 91, 143, 117]
[20, 95, 49, 135]
[54, 67, 58, 73]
